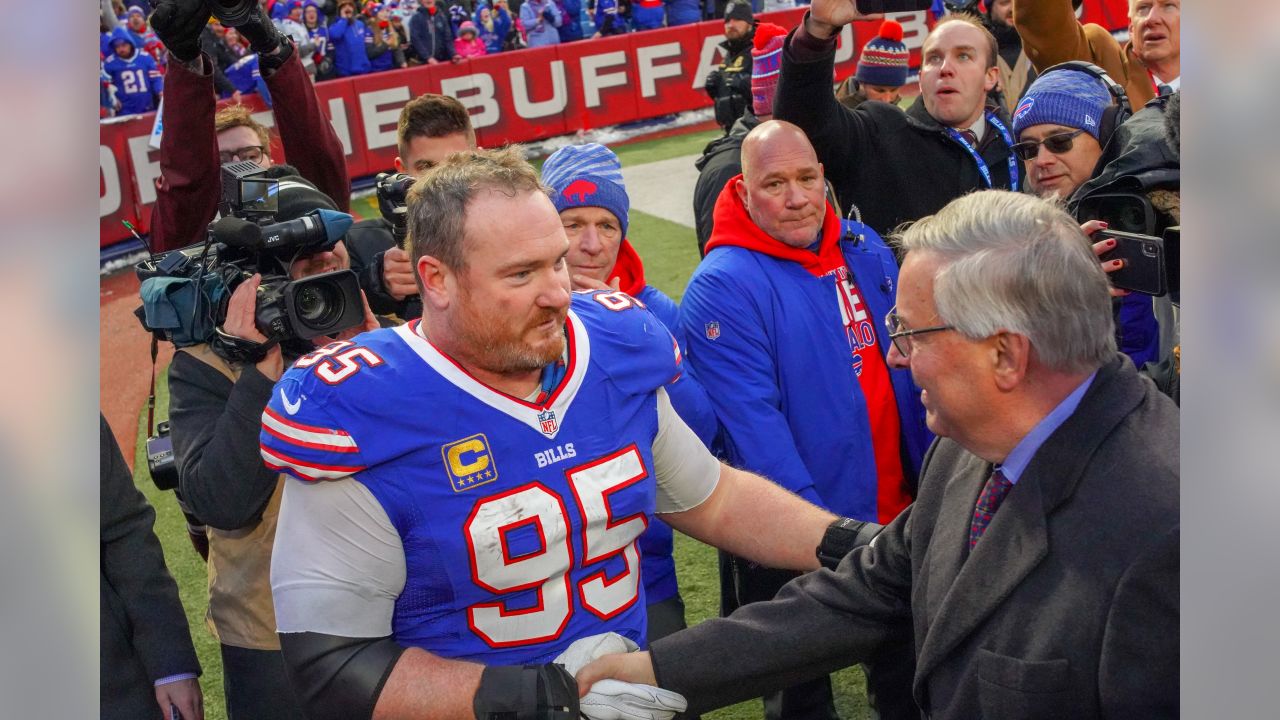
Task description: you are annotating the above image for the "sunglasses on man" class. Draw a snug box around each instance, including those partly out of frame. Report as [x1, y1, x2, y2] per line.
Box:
[1010, 129, 1086, 162]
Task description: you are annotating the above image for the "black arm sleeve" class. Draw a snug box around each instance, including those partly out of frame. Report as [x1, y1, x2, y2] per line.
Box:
[278, 631, 405, 720]
[278, 632, 581, 720]
[816, 517, 884, 570]
[168, 350, 280, 530]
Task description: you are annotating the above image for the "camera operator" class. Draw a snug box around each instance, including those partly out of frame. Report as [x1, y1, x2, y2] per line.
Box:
[1009, 65, 1177, 372]
[148, 0, 350, 252]
[167, 177, 380, 720]
[703, 2, 755, 135]
[344, 93, 477, 320]
[1073, 90, 1181, 403]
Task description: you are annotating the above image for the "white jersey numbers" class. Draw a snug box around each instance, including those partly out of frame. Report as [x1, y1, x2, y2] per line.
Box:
[465, 483, 574, 647]
[592, 290, 646, 313]
[569, 446, 648, 621]
[294, 341, 386, 385]
[462, 446, 649, 647]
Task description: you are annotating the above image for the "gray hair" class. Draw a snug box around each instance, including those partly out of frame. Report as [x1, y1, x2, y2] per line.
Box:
[406, 145, 549, 274]
[897, 191, 1116, 373]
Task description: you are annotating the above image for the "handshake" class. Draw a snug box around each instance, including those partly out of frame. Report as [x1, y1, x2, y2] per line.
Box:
[475, 632, 683, 720]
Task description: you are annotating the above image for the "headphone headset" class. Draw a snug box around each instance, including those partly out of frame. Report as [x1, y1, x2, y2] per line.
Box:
[1037, 61, 1131, 147]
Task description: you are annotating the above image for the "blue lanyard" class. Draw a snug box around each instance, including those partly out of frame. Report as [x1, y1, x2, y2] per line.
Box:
[945, 111, 1019, 191]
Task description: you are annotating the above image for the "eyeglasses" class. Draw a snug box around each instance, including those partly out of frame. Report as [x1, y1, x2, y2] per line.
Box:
[218, 145, 265, 164]
[884, 306, 953, 357]
[1010, 129, 1086, 162]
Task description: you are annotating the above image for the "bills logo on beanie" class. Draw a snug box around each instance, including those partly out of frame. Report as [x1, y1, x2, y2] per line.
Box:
[541, 143, 631, 237]
[1014, 97, 1035, 123]
[855, 20, 908, 88]
[751, 22, 789, 117]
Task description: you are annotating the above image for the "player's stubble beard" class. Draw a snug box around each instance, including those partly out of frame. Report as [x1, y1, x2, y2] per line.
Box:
[452, 277, 568, 376]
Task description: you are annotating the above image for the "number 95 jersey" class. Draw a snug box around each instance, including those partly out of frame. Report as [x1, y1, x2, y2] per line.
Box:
[260, 291, 701, 665]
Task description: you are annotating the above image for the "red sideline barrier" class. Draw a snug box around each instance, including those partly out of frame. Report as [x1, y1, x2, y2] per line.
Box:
[100, 1, 1131, 248]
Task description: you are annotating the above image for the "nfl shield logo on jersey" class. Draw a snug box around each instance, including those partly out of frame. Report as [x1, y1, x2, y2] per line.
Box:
[705, 321, 721, 340]
[538, 409, 559, 437]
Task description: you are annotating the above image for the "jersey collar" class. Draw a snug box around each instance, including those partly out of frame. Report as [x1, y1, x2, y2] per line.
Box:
[393, 310, 591, 440]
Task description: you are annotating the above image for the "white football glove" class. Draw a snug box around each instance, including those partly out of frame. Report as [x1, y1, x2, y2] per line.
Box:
[580, 679, 688, 720]
[553, 632, 639, 676]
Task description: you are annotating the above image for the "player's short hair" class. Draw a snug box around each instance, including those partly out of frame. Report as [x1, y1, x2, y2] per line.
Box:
[896, 190, 1115, 374]
[214, 103, 271, 148]
[406, 146, 549, 275]
[397, 94, 477, 158]
[929, 14, 998, 70]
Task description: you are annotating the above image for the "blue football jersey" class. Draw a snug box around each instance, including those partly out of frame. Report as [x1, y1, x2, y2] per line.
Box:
[103, 47, 161, 115]
[261, 291, 684, 664]
[223, 54, 261, 94]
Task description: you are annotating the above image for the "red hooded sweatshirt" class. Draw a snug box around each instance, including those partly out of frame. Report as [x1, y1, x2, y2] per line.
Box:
[607, 240, 647, 296]
[704, 176, 910, 523]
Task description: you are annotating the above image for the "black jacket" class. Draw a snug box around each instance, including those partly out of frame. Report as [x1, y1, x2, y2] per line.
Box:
[345, 217, 423, 320]
[774, 29, 1016, 237]
[101, 415, 201, 719]
[692, 112, 760, 255]
[705, 31, 755, 133]
[1070, 96, 1180, 218]
[1071, 96, 1180, 405]
[168, 351, 281, 531]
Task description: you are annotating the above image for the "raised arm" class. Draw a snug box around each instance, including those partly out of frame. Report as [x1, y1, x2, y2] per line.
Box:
[263, 43, 351, 211]
[1013, 0, 1121, 72]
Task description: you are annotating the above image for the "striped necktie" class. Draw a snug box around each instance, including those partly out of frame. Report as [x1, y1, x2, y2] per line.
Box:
[959, 129, 979, 149]
[969, 468, 1013, 549]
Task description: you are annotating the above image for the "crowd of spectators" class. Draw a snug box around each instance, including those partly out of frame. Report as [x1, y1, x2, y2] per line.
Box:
[104, 0, 1181, 716]
[100, 0, 824, 118]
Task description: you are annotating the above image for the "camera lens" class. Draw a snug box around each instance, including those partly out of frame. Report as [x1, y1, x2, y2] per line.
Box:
[1118, 204, 1145, 233]
[295, 281, 343, 328]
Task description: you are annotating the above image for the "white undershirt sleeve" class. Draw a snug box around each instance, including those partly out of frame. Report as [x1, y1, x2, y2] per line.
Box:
[271, 476, 407, 638]
[651, 386, 721, 513]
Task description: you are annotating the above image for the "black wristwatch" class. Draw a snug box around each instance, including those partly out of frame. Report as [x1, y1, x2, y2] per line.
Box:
[816, 517, 883, 570]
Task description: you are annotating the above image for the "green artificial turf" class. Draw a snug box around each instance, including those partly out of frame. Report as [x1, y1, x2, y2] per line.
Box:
[611, 128, 723, 169]
[626, 208, 702, 304]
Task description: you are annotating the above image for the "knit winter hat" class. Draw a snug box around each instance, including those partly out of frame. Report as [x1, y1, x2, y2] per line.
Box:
[127, 5, 146, 17]
[1012, 69, 1113, 141]
[459, 20, 477, 36]
[854, 20, 908, 88]
[751, 22, 788, 117]
[268, 173, 341, 222]
[724, 0, 753, 23]
[541, 143, 630, 237]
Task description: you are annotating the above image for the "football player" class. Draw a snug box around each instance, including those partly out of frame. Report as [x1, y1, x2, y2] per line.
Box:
[261, 148, 866, 720]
